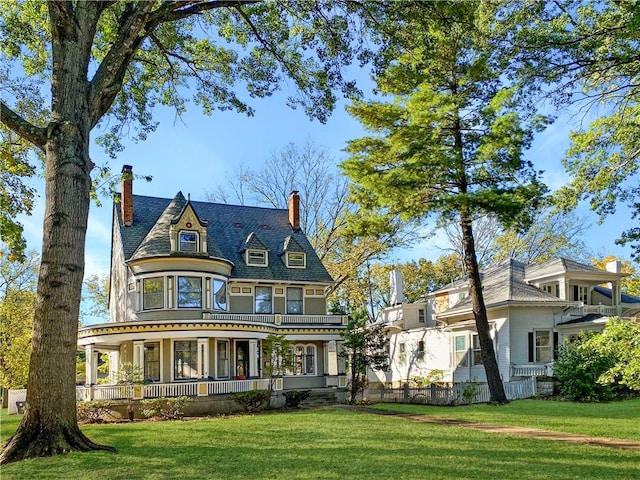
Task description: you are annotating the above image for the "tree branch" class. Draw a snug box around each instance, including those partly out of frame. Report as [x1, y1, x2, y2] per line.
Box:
[0, 102, 47, 151]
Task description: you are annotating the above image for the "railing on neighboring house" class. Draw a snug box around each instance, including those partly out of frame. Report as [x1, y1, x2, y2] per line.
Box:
[365, 377, 537, 406]
[511, 363, 553, 378]
[567, 304, 618, 317]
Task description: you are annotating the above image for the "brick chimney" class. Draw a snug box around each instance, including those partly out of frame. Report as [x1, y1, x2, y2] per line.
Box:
[288, 190, 300, 231]
[121, 165, 133, 226]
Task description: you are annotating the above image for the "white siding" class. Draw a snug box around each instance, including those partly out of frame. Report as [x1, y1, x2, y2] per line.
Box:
[508, 306, 558, 365]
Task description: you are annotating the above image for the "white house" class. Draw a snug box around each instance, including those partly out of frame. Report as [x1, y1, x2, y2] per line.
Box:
[371, 258, 640, 387]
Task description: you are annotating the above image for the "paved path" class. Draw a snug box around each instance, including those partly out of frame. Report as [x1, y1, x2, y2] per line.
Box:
[339, 405, 640, 452]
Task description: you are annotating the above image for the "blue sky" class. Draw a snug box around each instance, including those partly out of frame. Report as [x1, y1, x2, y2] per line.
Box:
[16, 80, 636, 285]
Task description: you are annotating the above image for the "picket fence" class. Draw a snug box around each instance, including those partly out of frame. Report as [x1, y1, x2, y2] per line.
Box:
[365, 377, 537, 405]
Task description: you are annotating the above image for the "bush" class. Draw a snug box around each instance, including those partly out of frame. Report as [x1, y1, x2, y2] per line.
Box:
[140, 396, 192, 420]
[282, 390, 311, 408]
[77, 400, 115, 423]
[554, 334, 620, 402]
[231, 389, 271, 413]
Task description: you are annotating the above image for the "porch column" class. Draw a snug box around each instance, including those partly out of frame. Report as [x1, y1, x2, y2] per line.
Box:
[133, 340, 144, 377]
[325, 341, 338, 375]
[558, 278, 567, 300]
[85, 344, 95, 385]
[249, 339, 258, 378]
[109, 350, 120, 383]
[197, 338, 209, 378]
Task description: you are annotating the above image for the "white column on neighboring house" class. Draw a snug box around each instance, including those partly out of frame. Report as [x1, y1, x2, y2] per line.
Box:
[325, 341, 338, 375]
[109, 350, 120, 383]
[133, 340, 145, 377]
[197, 338, 209, 378]
[85, 344, 95, 385]
[249, 339, 258, 378]
[559, 278, 567, 300]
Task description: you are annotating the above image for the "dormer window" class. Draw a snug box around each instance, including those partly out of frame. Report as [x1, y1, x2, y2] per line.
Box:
[286, 252, 306, 268]
[247, 249, 267, 266]
[179, 231, 198, 252]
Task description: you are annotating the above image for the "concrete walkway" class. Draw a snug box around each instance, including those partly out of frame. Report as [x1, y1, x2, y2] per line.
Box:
[339, 405, 640, 452]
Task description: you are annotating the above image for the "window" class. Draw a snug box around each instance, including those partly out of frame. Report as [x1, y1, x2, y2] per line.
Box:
[247, 250, 267, 266]
[143, 277, 164, 310]
[255, 286, 272, 313]
[212, 279, 227, 311]
[472, 334, 483, 366]
[399, 342, 406, 364]
[535, 330, 552, 363]
[179, 231, 198, 252]
[288, 344, 316, 375]
[174, 340, 198, 379]
[177, 276, 202, 308]
[144, 342, 160, 382]
[455, 335, 468, 367]
[286, 252, 306, 268]
[217, 340, 229, 378]
[572, 285, 589, 303]
[286, 287, 303, 314]
[418, 309, 426, 323]
[416, 340, 425, 360]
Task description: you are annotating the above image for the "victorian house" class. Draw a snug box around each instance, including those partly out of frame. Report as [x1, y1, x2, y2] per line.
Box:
[77, 166, 347, 401]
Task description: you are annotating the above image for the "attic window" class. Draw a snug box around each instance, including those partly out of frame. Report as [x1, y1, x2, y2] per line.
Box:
[286, 252, 306, 268]
[247, 250, 267, 266]
[179, 231, 198, 252]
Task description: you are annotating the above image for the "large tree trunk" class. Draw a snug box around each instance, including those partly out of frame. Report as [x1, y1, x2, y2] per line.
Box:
[460, 211, 508, 404]
[0, 4, 114, 465]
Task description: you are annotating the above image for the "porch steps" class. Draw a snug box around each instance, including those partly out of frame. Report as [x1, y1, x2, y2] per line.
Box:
[299, 389, 341, 409]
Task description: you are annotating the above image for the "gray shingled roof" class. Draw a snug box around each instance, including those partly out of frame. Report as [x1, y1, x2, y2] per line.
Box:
[524, 257, 604, 279]
[440, 260, 569, 315]
[115, 193, 333, 283]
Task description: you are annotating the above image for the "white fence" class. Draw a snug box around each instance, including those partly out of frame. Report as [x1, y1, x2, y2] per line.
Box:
[366, 377, 537, 405]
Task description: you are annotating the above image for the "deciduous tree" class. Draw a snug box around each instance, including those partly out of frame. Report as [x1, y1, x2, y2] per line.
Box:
[0, 0, 376, 463]
[342, 1, 548, 403]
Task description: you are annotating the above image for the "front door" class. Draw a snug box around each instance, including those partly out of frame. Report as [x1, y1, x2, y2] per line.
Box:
[235, 341, 249, 378]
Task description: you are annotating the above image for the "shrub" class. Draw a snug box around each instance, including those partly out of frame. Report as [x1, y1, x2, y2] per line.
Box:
[282, 390, 311, 408]
[554, 334, 620, 402]
[140, 396, 192, 420]
[231, 389, 271, 413]
[77, 400, 115, 423]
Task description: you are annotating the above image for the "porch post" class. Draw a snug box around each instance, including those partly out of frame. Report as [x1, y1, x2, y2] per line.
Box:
[558, 278, 567, 300]
[197, 338, 209, 378]
[109, 350, 120, 384]
[249, 339, 258, 378]
[85, 344, 95, 386]
[133, 340, 144, 377]
[326, 341, 338, 375]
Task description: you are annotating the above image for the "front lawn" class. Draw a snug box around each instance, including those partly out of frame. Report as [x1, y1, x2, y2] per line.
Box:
[1, 405, 638, 480]
[370, 397, 640, 441]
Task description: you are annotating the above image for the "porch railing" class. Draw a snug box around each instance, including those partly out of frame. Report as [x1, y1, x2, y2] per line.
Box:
[200, 313, 345, 325]
[568, 304, 618, 317]
[511, 363, 553, 377]
[75, 378, 270, 402]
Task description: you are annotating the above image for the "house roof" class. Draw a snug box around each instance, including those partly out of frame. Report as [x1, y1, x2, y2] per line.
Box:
[437, 260, 570, 316]
[557, 313, 606, 326]
[524, 257, 611, 280]
[115, 193, 333, 283]
[594, 285, 640, 304]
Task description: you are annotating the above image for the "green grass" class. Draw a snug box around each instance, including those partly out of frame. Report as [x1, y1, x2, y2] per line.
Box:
[1, 404, 639, 480]
[369, 397, 640, 441]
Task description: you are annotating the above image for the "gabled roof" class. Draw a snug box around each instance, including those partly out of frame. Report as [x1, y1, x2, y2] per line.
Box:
[438, 260, 570, 316]
[115, 193, 332, 283]
[241, 232, 268, 253]
[282, 235, 306, 254]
